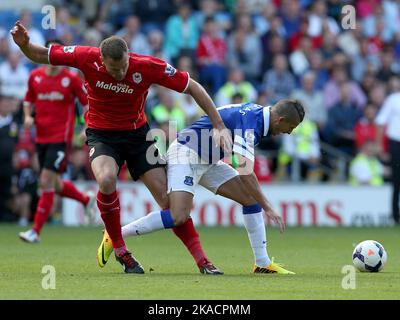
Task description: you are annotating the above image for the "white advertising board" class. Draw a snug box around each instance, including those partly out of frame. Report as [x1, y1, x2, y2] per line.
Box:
[62, 183, 393, 227]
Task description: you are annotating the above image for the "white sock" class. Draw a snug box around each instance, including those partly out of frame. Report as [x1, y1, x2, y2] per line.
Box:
[122, 209, 174, 237]
[243, 210, 271, 267]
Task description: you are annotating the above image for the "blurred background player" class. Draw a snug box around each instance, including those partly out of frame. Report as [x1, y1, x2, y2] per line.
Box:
[99, 99, 304, 274]
[11, 21, 232, 274]
[18, 39, 96, 243]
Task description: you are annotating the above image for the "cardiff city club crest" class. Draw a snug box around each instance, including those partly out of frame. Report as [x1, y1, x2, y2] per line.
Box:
[133, 72, 142, 84]
[61, 77, 70, 87]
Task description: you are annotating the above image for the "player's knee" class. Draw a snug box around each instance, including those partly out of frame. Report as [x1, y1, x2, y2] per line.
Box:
[171, 210, 189, 226]
[173, 216, 188, 227]
[96, 172, 117, 193]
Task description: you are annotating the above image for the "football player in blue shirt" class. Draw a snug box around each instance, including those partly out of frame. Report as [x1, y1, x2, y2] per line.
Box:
[98, 99, 304, 274]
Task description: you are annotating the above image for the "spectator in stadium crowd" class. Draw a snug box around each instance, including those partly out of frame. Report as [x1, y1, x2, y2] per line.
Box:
[116, 16, 151, 55]
[278, 115, 321, 182]
[355, 103, 381, 152]
[196, 16, 227, 95]
[151, 89, 187, 132]
[387, 75, 400, 93]
[290, 71, 326, 131]
[350, 37, 381, 82]
[12, 145, 39, 227]
[262, 53, 296, 105]
[147, 29, 170, 62]
[171, 54, 204, 125]
[0, 52, 29, 99]
[319, 32, 341, 70]
[227, 13, 262, 83]
[323, 67, 367, 110]
[261, 32, 287, 71]
[363, 4, 397, 43]
[288, 17, 322, 53]
[349, 139, 385, 186]
[307, 50, 329, 90]
[368, 81, 387, 108]
[337, 20, 363, 58]
[288, 35, 313, 77]
[279, 0, 302, 39]
[134, 0, 174, 34]
[307, 0, 340, 38]
[82, 22, 104, 47]
[356, 0, 380, 19]
[193, 0, 232, 38]
[215, 68, 257, 107]
[0, 93, 19, 222]
[252, 1, 281, 36]
[375, 86, 400, 224]
[48, 7, 80, 44]
[376, 48, 398, 82]
[0, 29, 10, 64]
[164, 3, 199, 63]
[323, 83, 362, 155]
[360, 70, 378, 96]
[67, 146, 93, 181]
[231, 92, 244, 104]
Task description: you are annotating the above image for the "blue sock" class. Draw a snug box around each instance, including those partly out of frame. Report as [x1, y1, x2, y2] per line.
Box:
[160, 209, 174, 228]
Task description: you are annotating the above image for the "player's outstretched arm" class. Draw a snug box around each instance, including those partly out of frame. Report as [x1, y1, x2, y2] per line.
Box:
[235, 154, 285, 233]
[10, 21, 49, 64]
[185, 79, 233, 154]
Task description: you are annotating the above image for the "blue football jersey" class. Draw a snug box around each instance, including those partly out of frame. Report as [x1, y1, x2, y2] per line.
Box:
[177, 103, 270, 163]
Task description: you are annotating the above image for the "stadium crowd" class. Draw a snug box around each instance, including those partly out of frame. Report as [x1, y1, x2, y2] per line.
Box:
[1, 0, 400, 224]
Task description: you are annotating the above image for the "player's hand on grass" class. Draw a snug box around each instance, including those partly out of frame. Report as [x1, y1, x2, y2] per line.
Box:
[213, 123, 233, 155]
[264, 209, 285, 233]
[24, 115, 34, 129]
[10, 21, 30, 48]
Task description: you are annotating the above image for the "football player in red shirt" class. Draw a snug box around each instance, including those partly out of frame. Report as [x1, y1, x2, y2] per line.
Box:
[19, 39, 96, 244]
[11, 21, 232, 274]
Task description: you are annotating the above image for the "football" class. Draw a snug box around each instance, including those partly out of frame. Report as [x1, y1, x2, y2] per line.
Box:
[352, 240, 387, 272]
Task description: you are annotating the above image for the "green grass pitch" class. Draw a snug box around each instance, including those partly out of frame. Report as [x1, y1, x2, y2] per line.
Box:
[0, 224, 399, 300]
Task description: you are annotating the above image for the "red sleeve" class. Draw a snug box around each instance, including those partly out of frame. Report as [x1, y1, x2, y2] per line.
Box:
[48, 45, 90, 69]
[24, 73, 36, 104]
[148, 57, 190, 93]
[72, 74, 88, 106]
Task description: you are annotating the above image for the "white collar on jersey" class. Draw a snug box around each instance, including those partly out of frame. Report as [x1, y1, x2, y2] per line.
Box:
[263, 106, 270, 136]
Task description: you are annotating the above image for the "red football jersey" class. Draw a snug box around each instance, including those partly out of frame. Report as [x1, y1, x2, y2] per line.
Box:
[24, 66, 88, 144]
[48, 45, 190, 130]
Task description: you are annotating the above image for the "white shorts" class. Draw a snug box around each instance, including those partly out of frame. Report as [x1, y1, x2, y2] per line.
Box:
[166, 141, 239, 195]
